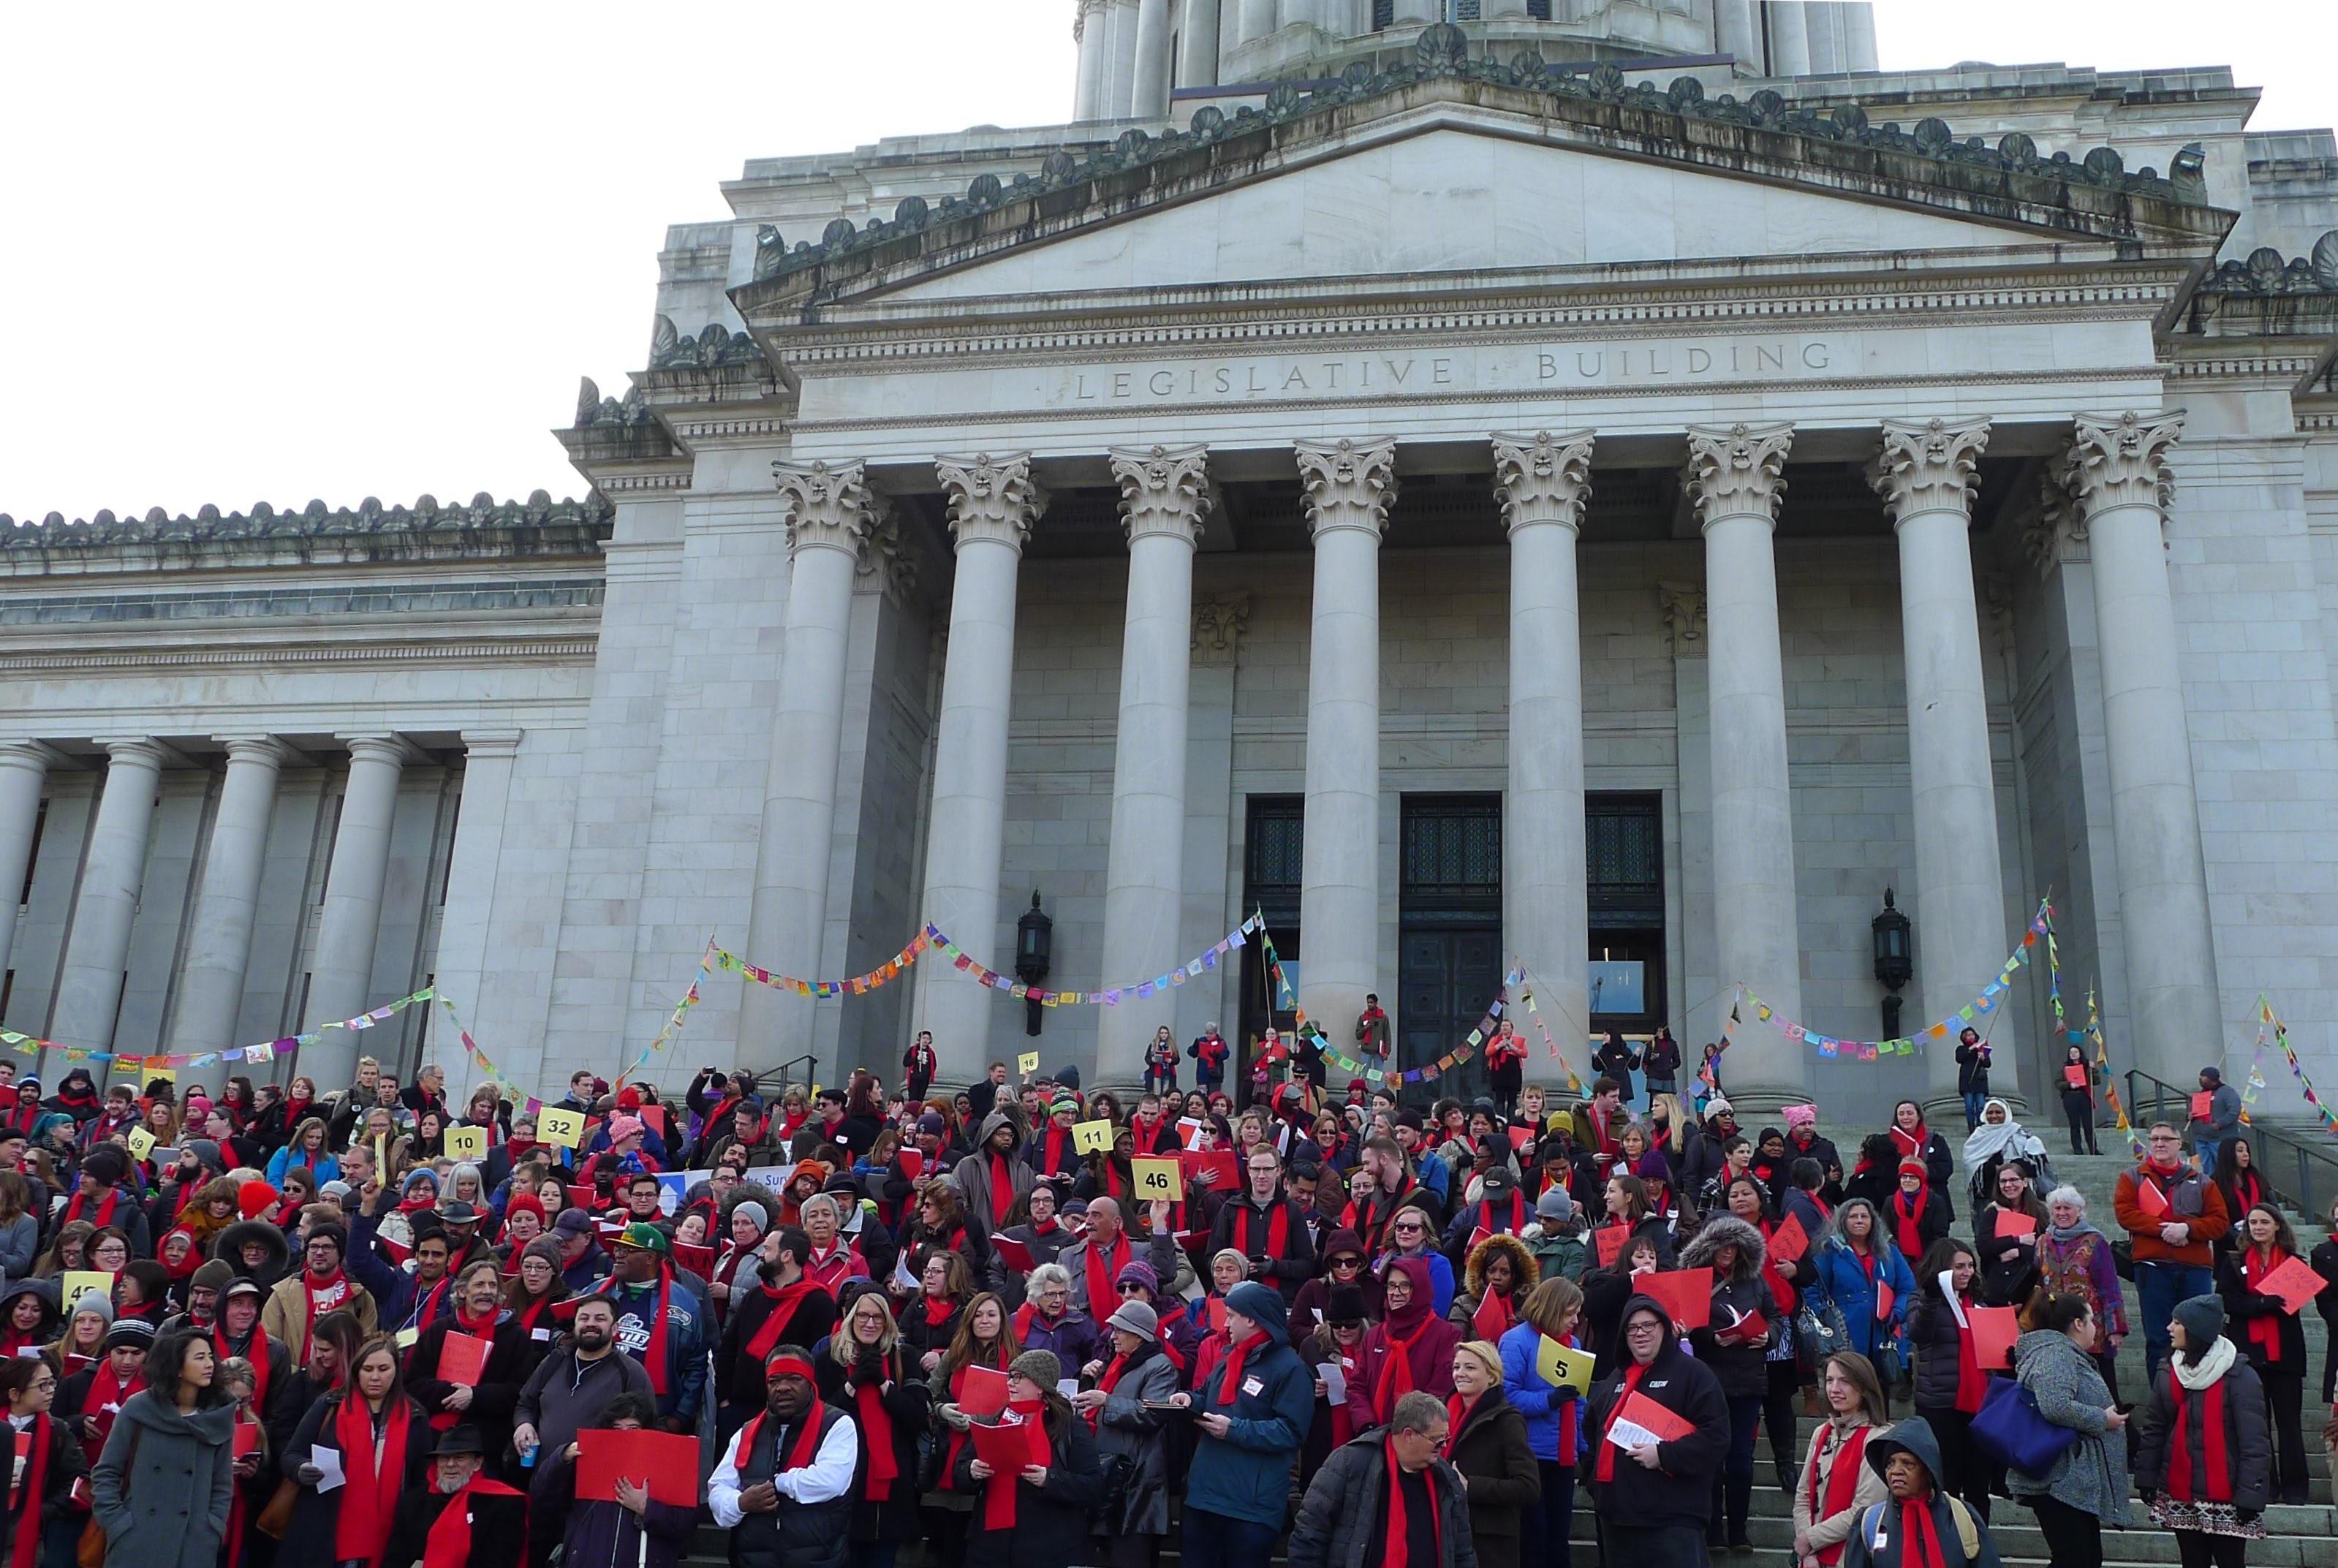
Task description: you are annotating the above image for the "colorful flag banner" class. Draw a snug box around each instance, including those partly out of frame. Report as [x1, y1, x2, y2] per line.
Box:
[616, 942, 718, 1084]
[0, 986, 437, 1071]
[2257, 995, 2338, 1143]
[1513, 978, 1587, 1097]
[922, 917, 1260, 1007]
[1262, 910, 1519, 1088]
[715, 933, 928, 998]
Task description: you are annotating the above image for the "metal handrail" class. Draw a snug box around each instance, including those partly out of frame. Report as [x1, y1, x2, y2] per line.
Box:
[2126, 1066, 2338, 1227]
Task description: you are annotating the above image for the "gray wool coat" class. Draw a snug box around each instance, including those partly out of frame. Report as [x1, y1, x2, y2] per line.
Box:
[90, 1389, 237, 1568]
[2005, 1328, 2131, 1524]
[1089, 1343, 1181, 1537]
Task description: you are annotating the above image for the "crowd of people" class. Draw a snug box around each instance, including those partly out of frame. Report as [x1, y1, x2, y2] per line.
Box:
[0, 1032, 2318, 1568]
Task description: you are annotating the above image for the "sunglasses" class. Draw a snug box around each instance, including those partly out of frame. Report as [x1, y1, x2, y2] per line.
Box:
[1119, 1283, 1149, 1295]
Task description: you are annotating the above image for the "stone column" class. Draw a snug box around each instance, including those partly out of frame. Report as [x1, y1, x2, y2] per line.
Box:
[1176, 0, 1220, 88]
[50, 739, 168, 1051]
[1295, 439, 1398, 1042]
[1130, 0, 1173, 116]
[1494, 431, 1596, 1049]
[1098, 446, 1210, 1085]
[0, 743, 53, 1006]
[1107, 0, 1140, 117]
[431, 730, 522, 1047]
[1713, 0, 1760, 64]
[167, 738, 288, 1058]
[1767, 2, 1811, 75]
[1685, 423, 1804, 1110]
[1074, 0, 1108, 120]
[1871, 419, 2016, 1106]
[912, 454, 1047, 1081]
[303, 736, 406, 1083]
[1239, 0, 1278, 46]
[2064, 411, 2221, 1084]
[741, 461, 877, 1069]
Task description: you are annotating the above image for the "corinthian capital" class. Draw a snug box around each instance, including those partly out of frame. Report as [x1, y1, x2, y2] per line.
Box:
[771, 458, 875, 558]
[2062, 410, 2184, 520]
[1294, 438, 1399, 541]
[1869, 417, 1991, 525]
[1108, 444, 1213, 545]
[1491, 430, 1596, 534]
[1684, 422, 1794, 526]
[936, 452, 1048, 553]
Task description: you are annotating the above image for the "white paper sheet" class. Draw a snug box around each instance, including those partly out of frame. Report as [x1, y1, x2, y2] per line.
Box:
[310, 1444, 345, 1493]
[1318, 1364, 1347, 1404]
[1605, 1419, 1662, 1450]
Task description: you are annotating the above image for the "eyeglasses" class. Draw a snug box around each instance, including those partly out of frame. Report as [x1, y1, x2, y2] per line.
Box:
[1119, 1283, 1148, 1295]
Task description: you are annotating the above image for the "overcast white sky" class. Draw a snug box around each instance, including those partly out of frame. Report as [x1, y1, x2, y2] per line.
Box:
[1, 1, 2332, 521]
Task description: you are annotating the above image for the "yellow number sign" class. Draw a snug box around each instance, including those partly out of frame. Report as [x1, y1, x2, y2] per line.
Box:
[125, 1126, 156, 1161]
[61, 1271, 113, 1308]
[445, 1126, 489, 1161]
[1131, 1156, 1183, 1202]
[1072, 1119, 1113, 1156]
[537, 1107, 587, 1148]
[1017, 1051, 1040, 1075]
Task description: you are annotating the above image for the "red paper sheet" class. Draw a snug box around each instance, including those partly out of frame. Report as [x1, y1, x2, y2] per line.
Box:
[435, 1331, 493, 1386]
[577, 1428, 702, 1507]
[2190, 1091, 2214, 1123]
[1180, 1149, 1239, 1189]
[969, 1414, 1050, 1474]
[2255, 1254, 2328, 1316]
[671, 1241, 716, 1279]
[1207, 1296, 1227, 1336]
[898, 1147, 924, 1182]
[2135, 1179, 2170, 1219]
[990, 1235, 1036, 1273]
[567, 1185, 594, 1212]
[1875, 1282, 1896, 1324]
[233, 1421, 260, 1458]
[1970, 1306, 2021, 1371]
[1994, 1210, 2038, 1240]
[2064, 1065, 2088, 1089]
[1611, 1387, 1695, 1444]
[1767, 1214, 1809, 1266]
[1595, 1224, 1630, 1271]
[1507, 1126, 1532, 1152]
[1641, 1269, 1711, 1330]
[958, 1363, 1011, 1417]
[640, 1105, 667, 1137]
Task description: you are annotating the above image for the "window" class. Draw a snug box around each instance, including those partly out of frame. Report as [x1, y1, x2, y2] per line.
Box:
[1243, 795, 1304, 928]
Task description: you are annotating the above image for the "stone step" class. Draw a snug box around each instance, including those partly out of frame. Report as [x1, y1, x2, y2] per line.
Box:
[1563, 1512, 2338, 1564]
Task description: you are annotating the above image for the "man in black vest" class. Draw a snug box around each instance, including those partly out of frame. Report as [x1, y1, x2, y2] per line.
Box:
[708, 1346, 857, 1568]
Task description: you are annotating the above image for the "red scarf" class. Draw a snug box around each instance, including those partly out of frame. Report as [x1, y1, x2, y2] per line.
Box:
[1895, 1498, 1948, 1568]
[294, 1268, 353, 1366]
[1041, 1124, 1070, 1174]
[1214, 1330, 1260, 1409]
[404, 1274, 453, 1332]
[1594, 1363, 1646, 1482]
[2241, 1246, 2289, 1363]
[1380, 1436, 1439, 1568]
[746, 1279, 820, 1365]
[1475, 1192, 1526, 1239]
[986, 1154, 1016, 1224]
[1805, 1423, 1871, 1567]
[1090, 1353, 1131, 1430]
[421, 1474, 525, 1568]
[1083, 1232, 1131, 1319]
[220, 1324, 268, 1419]
[922, 1295, 956, 1331]
[333, 1395, 412, 1568]
[1951, 1294, 1986, 1415]
[1234, 1200, 1291, 1260]
[1375, 1318, 1431, 1423]
[735, 1406, 831, 1505]
[1550, 1334, 1579, 1463]
[81, 1363, 143, 1461]
[1892, 1182, 1930, 1260]
[9, 1412, 48, 1568]
[1890, 1124, 1929, 1162]
[855, 1366, 900, 1501]
[62, 1186, 119, 1231]
[602, 1270, 675, 1395]
[2164, 1368, 2233, 1502]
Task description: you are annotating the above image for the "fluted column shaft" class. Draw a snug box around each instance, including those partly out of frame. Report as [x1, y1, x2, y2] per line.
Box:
[1130, 0, 1173, 116]
[303, 736, 406, 1082]
[1074, 0, 1108, 121]
[1874, 419, 2015, 1103]
[1106, 0, 1140, 118]
[742, 461, 879, 1069]
[1176, 0, 1219, 88]
[1496, 432, 1595, 1046]
[1296, 439, 1398, 1042]
[912, 455, 1046, 1081]
[0, 744, 50, 1011]
[168, 738, 288, 1058]
[2067, 411, 2221, 1083]
[1687, 423, 1804, 1109]
[50, 740, 168, 1051]
[1098, 447, 1209, 1084]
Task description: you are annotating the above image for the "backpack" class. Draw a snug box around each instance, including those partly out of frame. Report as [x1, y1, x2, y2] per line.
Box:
[1859, 1496, 1982, 1564]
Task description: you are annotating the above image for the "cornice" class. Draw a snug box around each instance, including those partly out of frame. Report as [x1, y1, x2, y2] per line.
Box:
[0, 626, 600, 676]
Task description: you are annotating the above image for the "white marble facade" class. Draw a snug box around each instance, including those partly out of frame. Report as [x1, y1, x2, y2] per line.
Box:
[5, 11, 2338, 1129]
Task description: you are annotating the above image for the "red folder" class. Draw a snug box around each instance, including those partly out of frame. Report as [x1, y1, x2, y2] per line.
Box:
[1715, 1305, 1767, 1347]
[969, 1414, 1050, 1474]
[1970, 1306, 2021, 1371]
[232, 1420, 260, 1458]
[1180, 1149, 1239, 1189]
[1611, 1388, 1695, 1444]
[1767, 1214, 1809, 1266]
[958, 1363, 1011, 1417]
[577, 1427, 702, 1507]
[1595, 1225, 1630, 1271]
[1507, 1126, 1533, 1152]
[990, 1235, 1036, 1273]
[2255, 1254, 2327, 1316]
[898, 1147, 925, 1182]
[2190, 1091, 2214, 1123]
[2135, 1179, 2171, 1219]
[1875, 1282, 1896, 1324]
[1207, 1297, 1228, 1336]
[2064, 1066, 2088, 1089]
[1641, 1269, 1711, 1331]
[567, 1185, 595, 1212]
[671, 1241, 717, 1280]
[1994, 1210, 2038, 1241]
[640, 1105, 667, 1137]
[435, 1331, 492, 1386]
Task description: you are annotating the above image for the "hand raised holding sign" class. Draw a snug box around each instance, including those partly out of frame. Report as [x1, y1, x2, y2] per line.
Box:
[445, 1125, 489, 1161]
[537, 1107, 587, 1148]
[1131, 1156, 1183, 1202]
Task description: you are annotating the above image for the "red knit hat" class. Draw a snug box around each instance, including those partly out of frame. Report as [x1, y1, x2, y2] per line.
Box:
[616, 1085, 643, 1113]
[238, 1180, 281, 1219]
[507, 1192, 547, 1224]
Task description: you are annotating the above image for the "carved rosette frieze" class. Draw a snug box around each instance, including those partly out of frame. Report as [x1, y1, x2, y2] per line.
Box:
[1656, 580, 1708, 654]
[1869, 417, 1991, 523]
[1490, 430, 1596, 534]
[1684, 422, 1795, 525]
[772, 458, 874, 560]
[1192, 595, 1251, 666]
[2062, 411, 2184, 522]
[1294, 438, 1399, 540]
[935, 452, 1048, 553]
[1108, 444, 1212, 545]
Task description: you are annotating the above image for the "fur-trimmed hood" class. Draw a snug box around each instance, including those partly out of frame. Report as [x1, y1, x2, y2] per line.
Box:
[1679, 1212, 1766, 1281]
[1463, 1230, 1540, 1301]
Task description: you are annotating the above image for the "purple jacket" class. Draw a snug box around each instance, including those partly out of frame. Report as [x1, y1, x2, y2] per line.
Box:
[2034, 1224, 2128, 1340]
[1014, 1302, 1101, 1372]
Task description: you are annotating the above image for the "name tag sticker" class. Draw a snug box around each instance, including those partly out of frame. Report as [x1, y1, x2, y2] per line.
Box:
[1241, 1376, 1263, 1398]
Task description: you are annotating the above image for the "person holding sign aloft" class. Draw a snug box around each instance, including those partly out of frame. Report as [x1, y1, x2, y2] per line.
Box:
[2216, 1202, 2315, 1503]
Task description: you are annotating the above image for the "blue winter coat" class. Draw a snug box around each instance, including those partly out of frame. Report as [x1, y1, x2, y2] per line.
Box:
[596, 1270, 712, 1425]
[1803, 1238, 1914, 1360]
[1183, 1319, 1317, 1527]
[1499, 1319, 1584, 1463]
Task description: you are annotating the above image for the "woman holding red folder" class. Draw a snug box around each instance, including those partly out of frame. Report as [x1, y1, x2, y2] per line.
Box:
[1975, 1161, 2048, 1309]
[923, 1294, 1020, 1568]
[2215, 1201, 2311, 1503]
[1907, 1239, 1999, 1523]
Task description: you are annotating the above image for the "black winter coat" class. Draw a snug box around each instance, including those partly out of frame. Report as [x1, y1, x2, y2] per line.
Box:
[405, 1312, 539, 1463]
[2217, 1248, 2310, 1375]
[1974, 1202, 2043, 1308]
[952, 1404, 1109, 1568]
[814, 1351, 930, 1542]
[1586, 1298, 1730, 1529]
[1445, 1391, 1540, 1568]
[1289, 1428, 1478, 1568]
[276, 1395, 433, 1567]
[1907, 1292, 1991, 1414]
[2133, 1348, 2273, 1510]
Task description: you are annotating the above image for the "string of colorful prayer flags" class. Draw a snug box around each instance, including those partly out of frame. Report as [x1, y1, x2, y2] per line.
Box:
[716, 933, 927, 997]
[0, 985, 439, 1073]
[2258, 995, 2338, 1142]
[923, 917, 1260, 1006]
